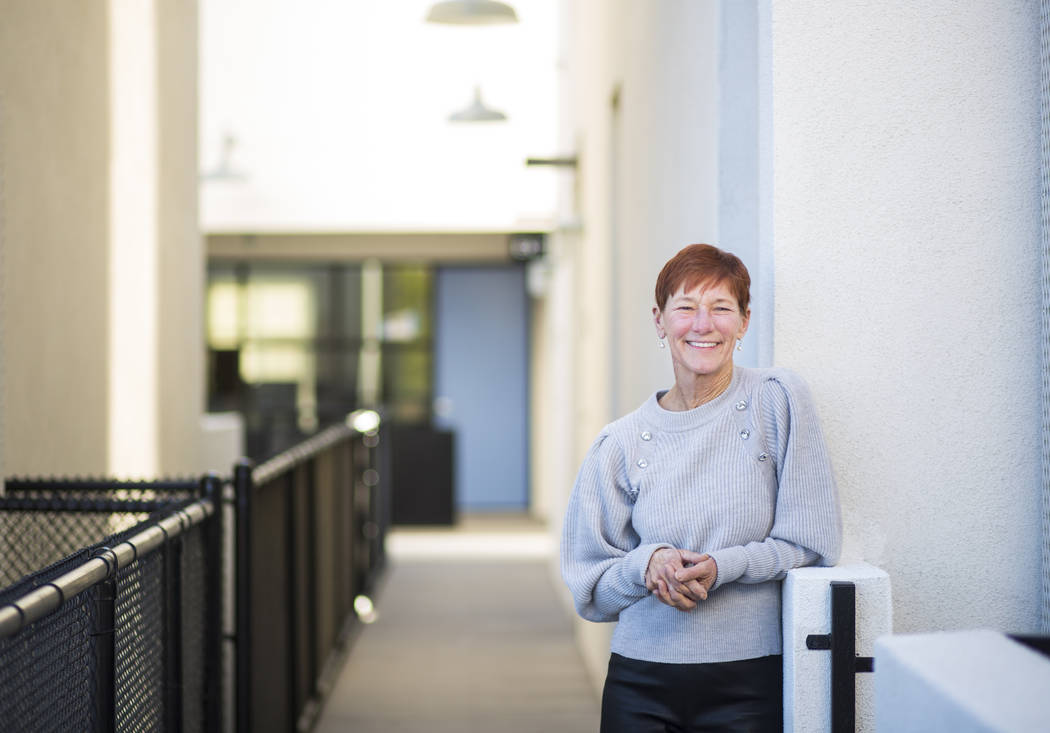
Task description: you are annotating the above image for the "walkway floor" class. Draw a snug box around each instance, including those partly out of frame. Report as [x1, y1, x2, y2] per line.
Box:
[313, 515, 601, 733]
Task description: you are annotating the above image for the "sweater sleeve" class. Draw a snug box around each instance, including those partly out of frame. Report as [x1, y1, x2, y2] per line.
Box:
[560, 430, 671, 622]
[708, 372, 842, 590]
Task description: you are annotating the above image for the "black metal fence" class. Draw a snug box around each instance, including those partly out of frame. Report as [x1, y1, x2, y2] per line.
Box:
[234, 422, 387, 733]
[804, 581, 875, 732]
[0, 421, 386, 733]
[0, 477, 223, 732]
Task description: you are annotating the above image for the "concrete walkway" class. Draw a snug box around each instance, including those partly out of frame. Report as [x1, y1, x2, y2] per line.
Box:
[313, 517, 600, 733]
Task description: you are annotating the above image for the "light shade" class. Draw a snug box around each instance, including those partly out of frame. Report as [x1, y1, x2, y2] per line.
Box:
[200, 132, 247, 182]
[425, 0, 518, 25]
[449, 86, 506, 122]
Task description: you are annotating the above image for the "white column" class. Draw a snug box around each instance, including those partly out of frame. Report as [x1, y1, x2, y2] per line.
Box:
[108, 0, 160, 477]
[156, 0, 205, 475]
[768, 0, 1043, 634]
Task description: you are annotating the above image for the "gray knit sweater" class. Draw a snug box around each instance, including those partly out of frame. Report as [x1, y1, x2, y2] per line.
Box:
[560, 366, 841, 664]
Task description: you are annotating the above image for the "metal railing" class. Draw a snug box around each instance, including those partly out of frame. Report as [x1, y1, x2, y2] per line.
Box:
[233, 422, 387, 733]
[0, 476, 223, 732]
[0, 419, 387, 733]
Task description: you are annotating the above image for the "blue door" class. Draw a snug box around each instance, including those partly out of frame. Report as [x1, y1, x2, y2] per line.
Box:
[434, 265, 529, 511]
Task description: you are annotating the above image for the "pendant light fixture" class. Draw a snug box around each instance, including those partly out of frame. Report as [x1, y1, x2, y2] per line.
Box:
[200, 132, 247, 182]
[448, 86, 506, 122]
[425, 0, 519, 25]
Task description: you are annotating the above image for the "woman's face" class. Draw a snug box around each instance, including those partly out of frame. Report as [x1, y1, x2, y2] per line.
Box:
[653, 279, 750, 385]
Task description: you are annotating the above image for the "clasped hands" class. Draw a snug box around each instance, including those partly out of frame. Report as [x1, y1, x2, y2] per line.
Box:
[645, 548, 717, 612]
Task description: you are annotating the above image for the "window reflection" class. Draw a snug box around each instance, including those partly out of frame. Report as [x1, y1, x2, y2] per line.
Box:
[205, 261, 433, 460]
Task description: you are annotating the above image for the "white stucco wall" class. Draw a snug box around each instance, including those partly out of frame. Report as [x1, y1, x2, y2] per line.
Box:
[559, 0, 723, 468]
[544, 0, 725, 692]
[611, 1, 722, 413]
[545, 0, 1047, 703]
[719, 0, 769, 369]
[768, 0, 1043, 633]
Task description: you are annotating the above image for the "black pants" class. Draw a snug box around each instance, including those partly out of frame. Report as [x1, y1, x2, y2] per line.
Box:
[600, 653, 783, 733]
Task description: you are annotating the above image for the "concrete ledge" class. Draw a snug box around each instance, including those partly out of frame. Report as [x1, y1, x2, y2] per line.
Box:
[199, 412, 244, 474]
[875, 630, 1050, 732]
[783, 563, 891, 732]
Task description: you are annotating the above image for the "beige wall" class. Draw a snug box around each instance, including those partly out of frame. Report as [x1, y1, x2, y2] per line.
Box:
[557, 0, 721, 466]
[0, 0, 204, 477]
[538, 0, 723, 691]
[1, 1, 111, 475]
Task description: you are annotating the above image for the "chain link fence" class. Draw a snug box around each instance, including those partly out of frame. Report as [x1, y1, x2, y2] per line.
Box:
[0, 422, 387, 733]
[0, 479, 222, 733]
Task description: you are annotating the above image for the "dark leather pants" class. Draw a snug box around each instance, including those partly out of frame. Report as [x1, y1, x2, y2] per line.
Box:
[600, 653, 783, 733]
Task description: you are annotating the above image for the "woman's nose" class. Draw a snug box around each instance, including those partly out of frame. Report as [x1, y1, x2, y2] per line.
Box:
[693, 307, 713, 330]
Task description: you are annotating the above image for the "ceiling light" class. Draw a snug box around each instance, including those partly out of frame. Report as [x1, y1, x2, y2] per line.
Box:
[347, 409, 381, 434]
[200, 132, 247, 182]
[449, 86, 506, 122]
[425, 0, 518, 25]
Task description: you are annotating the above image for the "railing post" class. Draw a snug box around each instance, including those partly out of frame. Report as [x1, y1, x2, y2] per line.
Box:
[93, 576, 117, 733]
[163, 533, 184, 733]
[365, 426, 387, 585]
[200, 473, 224, 733]
[285, 469, 300, 726]
[233, 459, 253, 733]
[829, 582, 859, 730]
[305, 458, 318, 704]
[784, 564, 891, 732]
[805, 581, 876, 732]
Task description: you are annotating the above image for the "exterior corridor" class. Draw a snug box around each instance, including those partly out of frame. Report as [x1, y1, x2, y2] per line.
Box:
[314, 516, 600, 732]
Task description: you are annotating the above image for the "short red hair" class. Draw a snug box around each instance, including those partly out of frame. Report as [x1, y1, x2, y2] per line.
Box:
[654, 243, 751, 312]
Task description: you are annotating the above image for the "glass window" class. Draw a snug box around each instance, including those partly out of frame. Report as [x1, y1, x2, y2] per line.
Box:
[205, 261, 433, 460]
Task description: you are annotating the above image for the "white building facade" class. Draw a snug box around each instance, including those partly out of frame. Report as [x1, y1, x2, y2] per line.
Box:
[534, 0, 1049, 706]
[2, 0, 1047, 726]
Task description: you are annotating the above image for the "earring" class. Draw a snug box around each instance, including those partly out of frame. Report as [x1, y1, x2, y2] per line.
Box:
[658, 338, 666, 349]
[736, 339, 743, 352]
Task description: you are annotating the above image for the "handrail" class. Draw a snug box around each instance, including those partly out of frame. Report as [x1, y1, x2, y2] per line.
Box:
[4, 477, 202, 492]
[252, 422, 354, 487]
[0, 497, 185, 513]
[0, 423, 383, 733]
[0, 497, 213, 639]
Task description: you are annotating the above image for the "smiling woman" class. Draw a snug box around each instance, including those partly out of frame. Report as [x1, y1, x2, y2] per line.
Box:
[560, 243, 842, 732]
[654, 280, 750, 410]
[651, 245, 751, 411]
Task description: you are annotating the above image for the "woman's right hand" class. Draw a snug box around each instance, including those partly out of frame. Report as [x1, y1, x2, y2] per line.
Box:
[645, 548, 711, 611]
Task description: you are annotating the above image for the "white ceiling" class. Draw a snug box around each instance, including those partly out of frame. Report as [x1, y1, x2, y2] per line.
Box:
[199, 0, 561, 233]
